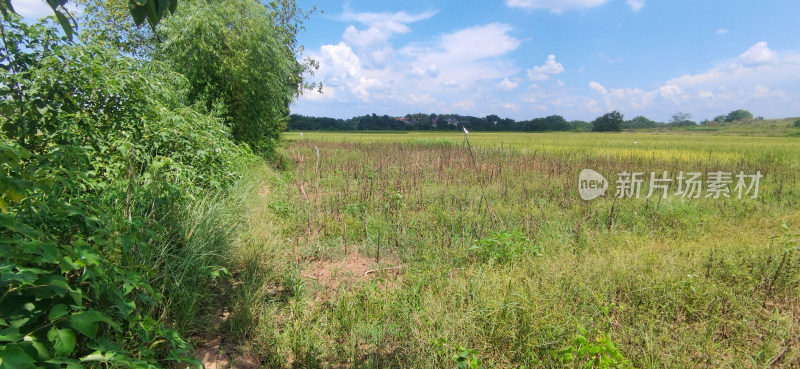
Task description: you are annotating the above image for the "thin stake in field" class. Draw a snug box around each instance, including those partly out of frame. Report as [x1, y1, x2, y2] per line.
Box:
[462, 126, 490, 214]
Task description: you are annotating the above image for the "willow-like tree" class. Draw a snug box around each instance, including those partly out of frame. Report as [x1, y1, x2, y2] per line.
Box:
[156, 0, 310, 155]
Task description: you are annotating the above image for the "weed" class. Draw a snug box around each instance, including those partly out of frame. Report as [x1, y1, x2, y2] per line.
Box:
[558, 324, 631, 369]
[471, 230, 541, 263]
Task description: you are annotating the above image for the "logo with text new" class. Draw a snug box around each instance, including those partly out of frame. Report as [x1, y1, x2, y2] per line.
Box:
[578, 169, 608, 200]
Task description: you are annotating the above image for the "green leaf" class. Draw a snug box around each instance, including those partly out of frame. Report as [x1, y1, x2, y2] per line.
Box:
[0, 326, 22, 342]
[54, 11, 73, 40]
[0, 345, 36, 369]
[49, 304, 70, 321]
[129, 2, 147, 26]
[113, 295, 135, 318]
[144, 0, 160, 28]
[51, 328, 77, 357]
[30, 339, 52, 361]
[71, 315, 98, 339]
[157, 0, 170, 14]
[70, 310, 118, 339]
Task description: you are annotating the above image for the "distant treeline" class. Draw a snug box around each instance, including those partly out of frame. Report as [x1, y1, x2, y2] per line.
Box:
[289, 109, 763, 132]
[289, 112, 663, 132]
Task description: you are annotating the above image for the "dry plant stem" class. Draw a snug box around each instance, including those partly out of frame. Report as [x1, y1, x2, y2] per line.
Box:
[363, 265, 406, 276]
[463, 129, 490, 214]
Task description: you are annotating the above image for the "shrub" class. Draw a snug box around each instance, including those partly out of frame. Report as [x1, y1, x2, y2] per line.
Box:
[1, 15, 249, 366]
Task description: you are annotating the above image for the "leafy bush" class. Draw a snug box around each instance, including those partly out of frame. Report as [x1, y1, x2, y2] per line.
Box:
[558, 324, 631, 369]
[793, 118, 800, 128]
[471, 230, 540, 263]
[1, 15, 250, 366]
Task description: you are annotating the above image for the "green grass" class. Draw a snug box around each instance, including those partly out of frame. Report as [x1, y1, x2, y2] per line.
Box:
[228, 131, 800, 368]
[640, 117, 800, 136]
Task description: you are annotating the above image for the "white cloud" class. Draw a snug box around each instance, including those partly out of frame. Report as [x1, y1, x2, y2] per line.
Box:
[438, 23, 521, 60]
[581, 41, 800, 120]
[452, 100, 476, 111]
[716, 28, 729, 35]
[441, 79, 459, 87]
[738, 41, 779, 65]
[401, 93, 438, 106]
[626, 0, 645, 11]
[298, 20, 522, 117]
[340, 10, 435, 67]
[751, 85, 785, 99]
[589, 81, 657, 110]
[527, 55, 564, 80]
[698, 90, 714, 99]
[306, 42, 384, 102]
[11, 0, 52, 18]
[658, 84, 686, 104]
[670, 42, 796, 88]
[498, 78, 519, 91]
[506, 0, 609, 13]
[340, 10, 437, 25]
[11, 0, 80, 19]
[408, 62, 440, 79]
[494, 102, 519, 112]
[586, 100, 602, 114]
[589, 81, 607, 94]
[401, 23, 521, 87]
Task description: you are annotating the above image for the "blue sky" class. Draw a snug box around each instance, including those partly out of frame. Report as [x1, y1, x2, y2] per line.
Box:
[291, 0, 800, 122]
[11, 0, 800, 122]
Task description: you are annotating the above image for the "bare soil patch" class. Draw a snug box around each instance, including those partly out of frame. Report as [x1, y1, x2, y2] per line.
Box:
[302, 249, 402, 301]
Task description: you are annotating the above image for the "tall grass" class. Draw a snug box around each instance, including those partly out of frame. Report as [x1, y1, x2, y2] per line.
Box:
[231, 132, 799, 368]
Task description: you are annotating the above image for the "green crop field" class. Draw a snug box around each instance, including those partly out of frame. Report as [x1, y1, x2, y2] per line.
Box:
[226, 131, 800, 368]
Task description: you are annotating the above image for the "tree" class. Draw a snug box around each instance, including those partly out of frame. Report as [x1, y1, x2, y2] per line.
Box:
[570, 120, 591, 131]
[76, 0, 158, 58]
[1, 0, 178, 39]
[794, 118, 800, 128]
[669, 112, 696, 126]
[670, 112, 692, 124]
[157, 0, 311, 155]
[725, 109, 754, 122]
[592, 111, 623, 132]
[624, 116, 658, 129]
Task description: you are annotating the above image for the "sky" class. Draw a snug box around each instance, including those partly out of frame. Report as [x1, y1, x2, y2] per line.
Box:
[11, 0, 800, 122]
[290, 0, 800, 122]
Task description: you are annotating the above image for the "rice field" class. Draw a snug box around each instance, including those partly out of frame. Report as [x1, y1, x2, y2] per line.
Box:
[234, 131, 800, 368]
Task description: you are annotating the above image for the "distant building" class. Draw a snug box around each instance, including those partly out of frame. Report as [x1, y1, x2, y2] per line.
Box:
[395, 117, 418, 125]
